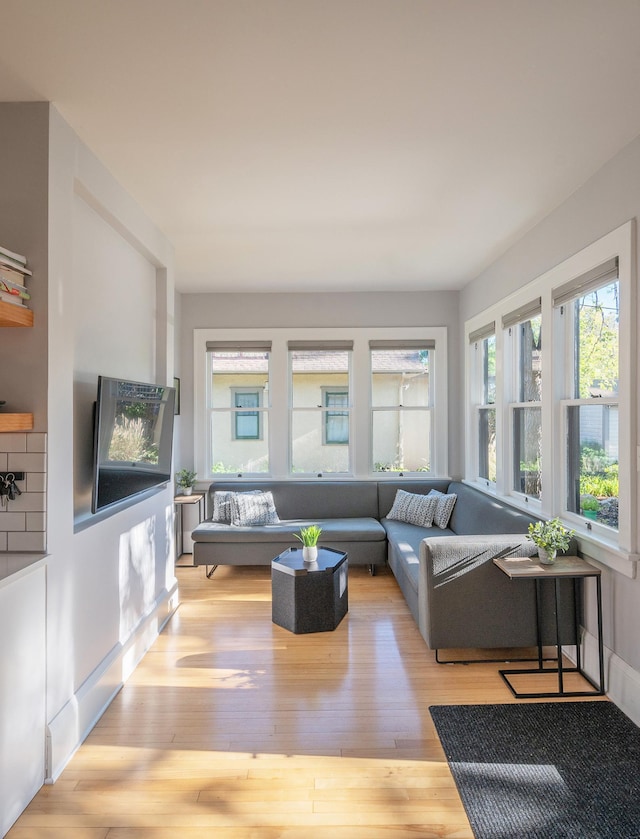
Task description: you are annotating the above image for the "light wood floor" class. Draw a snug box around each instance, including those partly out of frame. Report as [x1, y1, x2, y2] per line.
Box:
[8, 562, 603, 838]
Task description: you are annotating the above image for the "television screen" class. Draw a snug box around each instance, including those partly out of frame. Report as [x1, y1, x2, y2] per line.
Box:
[91, 376, 176, 513]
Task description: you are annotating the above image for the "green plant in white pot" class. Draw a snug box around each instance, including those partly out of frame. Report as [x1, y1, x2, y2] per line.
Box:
[294, 524, 322, 564]
[527, 517, 574, 564]
[176, 468, 197, 496]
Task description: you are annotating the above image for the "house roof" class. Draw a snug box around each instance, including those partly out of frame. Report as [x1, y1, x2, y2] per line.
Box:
[211, 350, 429, 374]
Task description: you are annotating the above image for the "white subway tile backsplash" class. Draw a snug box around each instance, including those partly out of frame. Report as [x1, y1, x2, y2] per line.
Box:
[26, 434, 47, 453]
[8, 531, 46, 552]
[1, 432, 47, 553]
[0, 512, 26, 531]
[26, 472, 46, 493]
[8, 452, 46, 473]
[10, 492, 45, 513]
[26, 512, 46, 532]
[0, 433, 27, 453]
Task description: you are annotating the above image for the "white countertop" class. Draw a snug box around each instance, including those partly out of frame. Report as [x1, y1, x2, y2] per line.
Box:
[0, 552, 46, 585]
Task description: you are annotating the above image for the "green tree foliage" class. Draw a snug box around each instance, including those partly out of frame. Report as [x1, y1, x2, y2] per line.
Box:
[577, 285, 619, 398]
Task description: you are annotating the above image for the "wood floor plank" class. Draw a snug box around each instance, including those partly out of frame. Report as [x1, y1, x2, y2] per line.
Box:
[7, 562, 597, 838]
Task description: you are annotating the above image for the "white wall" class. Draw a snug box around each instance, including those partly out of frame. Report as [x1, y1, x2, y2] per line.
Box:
[461, 132, 640, 721]
[179, 290, 462, 478]
[0, 104, 179, 801]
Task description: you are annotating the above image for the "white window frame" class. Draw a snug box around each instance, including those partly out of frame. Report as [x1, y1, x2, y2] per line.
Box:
[506, 311, 543, 508]
[194, 327, 448, 481]
[468, 328, 498, 488]
[464, 221, 637, 576]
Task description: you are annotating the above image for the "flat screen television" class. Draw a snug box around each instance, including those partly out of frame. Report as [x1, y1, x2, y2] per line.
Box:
[91, 376, 176, 513]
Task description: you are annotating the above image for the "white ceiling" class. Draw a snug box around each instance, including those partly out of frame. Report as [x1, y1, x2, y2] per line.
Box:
[1, 0, 640, 293]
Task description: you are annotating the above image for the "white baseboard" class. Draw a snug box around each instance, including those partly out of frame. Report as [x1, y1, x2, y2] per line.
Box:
[46, 581, 179, 782]
[581, 628, 640, 727]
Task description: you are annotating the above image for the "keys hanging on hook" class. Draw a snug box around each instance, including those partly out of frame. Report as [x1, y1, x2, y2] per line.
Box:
[6, 473, 21, 501]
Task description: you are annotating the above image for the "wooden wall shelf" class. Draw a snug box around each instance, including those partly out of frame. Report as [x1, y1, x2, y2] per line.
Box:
[0, 414, 34, 432]
[0, 299, 33, 327]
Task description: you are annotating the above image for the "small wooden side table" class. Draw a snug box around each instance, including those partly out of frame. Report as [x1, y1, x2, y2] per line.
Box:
[174, 493, 206, 563]
[493, 555, 604, 698]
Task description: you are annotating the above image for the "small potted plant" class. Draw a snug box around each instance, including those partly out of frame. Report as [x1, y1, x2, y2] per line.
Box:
[581, 497, 599, 521]
[527, 517, 574, 564]
[176, 468, 197, 496]
[294, 524, 322, 564]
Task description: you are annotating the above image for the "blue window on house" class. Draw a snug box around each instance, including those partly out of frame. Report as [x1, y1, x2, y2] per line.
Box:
[234, 390, 261, 440]
[324, 390, 349, 444]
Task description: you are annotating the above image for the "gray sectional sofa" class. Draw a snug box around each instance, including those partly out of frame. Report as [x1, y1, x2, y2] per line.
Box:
[192, 479, 577, 653]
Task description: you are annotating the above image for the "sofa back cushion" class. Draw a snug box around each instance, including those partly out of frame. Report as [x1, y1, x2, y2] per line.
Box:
[208, 481, 379, 520]
[447, 481, 539, 535]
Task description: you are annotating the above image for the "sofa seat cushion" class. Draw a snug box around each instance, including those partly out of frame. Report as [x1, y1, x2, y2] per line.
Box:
[192, 517, 386, 544]
[381, 518, 454, 593]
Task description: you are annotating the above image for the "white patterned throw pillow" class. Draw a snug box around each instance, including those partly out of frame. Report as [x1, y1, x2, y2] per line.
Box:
[212, 490, 236, 523]
[386, 489, 438, 527]
[427, 489, 458, 529]
[230, 490, 280, 526]
[212, 489, 262, 523]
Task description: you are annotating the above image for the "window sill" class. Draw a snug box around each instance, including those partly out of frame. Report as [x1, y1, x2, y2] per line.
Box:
[462, 479, 637, 579]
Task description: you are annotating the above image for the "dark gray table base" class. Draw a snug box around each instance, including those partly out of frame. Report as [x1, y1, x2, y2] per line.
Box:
[272, 547, 348, 634]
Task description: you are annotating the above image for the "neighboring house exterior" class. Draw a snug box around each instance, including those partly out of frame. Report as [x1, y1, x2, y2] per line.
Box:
[208, 349, 430, 474]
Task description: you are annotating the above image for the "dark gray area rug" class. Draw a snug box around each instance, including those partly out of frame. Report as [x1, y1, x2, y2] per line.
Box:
[430, 702, 640, 839]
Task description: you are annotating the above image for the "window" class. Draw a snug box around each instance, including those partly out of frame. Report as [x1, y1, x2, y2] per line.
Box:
[370, 342, 433, 473]
[464, 222, 634, 569]
[289, 342, 352, 474]
[556, 265, 619, 531]
[207, 344, 270, 473]
[232, 389, 262, 440]
[195, 327, 448, 480]
[504, 301, 542, 500]
[470, 323, 497, 484]
[323, 389, 349, 444]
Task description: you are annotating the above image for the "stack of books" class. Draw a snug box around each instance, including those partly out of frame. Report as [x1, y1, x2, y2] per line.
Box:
[0, 244, 31, 307]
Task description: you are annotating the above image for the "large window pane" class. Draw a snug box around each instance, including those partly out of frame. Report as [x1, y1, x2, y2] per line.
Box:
[372, 409, 430, 472]
[291, 351, 349, 406]
[211, 412, 269, 472]
[291, 411, 350, 473]
[478, 407, 496, 483]
[290, 349, 350, 473]
[210, 350, 269, 473]
[513, 406, 541, 498]
[371, 349, 430, 407]
[483, 335, 496, 404]
[519, 316, 542, 402]
[566, 403, 619, 530]
[575, 281, 619, 398]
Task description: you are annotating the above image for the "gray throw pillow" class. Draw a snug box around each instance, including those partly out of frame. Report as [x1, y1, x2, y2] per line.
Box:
[427, 489, 458, 528]
[231, 490, 280, 526]
[387, 489, 438, 527]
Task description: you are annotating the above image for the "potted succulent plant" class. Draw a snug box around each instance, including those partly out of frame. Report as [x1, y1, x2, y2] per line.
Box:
[176, 468, 197, 496]
[527, 517, 574, 564]
[294, 524, 322, 564]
